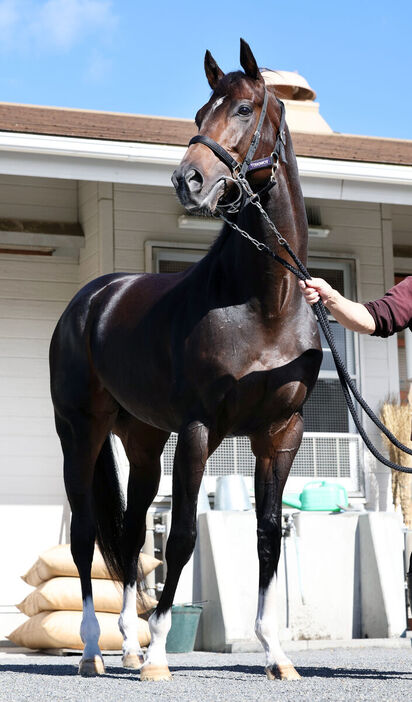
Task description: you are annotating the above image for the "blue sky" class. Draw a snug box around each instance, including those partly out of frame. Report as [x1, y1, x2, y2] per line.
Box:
[0, 0, 411, 139]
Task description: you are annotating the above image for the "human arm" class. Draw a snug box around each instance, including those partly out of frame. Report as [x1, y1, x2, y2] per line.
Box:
[298, 278, 376, 334]
[363, 276, 412, 337]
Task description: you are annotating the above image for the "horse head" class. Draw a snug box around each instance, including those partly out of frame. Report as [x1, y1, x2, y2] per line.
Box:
[172, 39, 282, 215]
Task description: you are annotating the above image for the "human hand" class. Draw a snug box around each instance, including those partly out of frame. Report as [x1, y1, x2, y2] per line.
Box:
[298, 278, 335, 306]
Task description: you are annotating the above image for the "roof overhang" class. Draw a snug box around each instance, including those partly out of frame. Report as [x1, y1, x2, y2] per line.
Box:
[0, 131, 412, 206]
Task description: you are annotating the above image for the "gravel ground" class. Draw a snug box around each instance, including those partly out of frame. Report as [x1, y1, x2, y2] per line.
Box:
[0, 646, 411, 702]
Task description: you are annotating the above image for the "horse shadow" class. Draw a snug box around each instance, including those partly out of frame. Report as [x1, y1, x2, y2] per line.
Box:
[0, 661, 410, 681]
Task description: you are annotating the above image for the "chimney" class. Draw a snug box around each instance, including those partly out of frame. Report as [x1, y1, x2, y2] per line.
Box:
[260, 69, 333, 134]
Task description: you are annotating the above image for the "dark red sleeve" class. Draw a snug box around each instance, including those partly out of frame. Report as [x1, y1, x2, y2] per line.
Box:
[363, 276, 412, 337]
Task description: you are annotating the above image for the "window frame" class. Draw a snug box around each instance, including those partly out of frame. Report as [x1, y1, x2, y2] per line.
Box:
[307, 256, 360, 434]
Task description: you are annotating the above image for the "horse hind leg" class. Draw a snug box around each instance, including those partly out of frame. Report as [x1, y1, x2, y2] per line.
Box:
[57, 410, 118, 677]
[114, 418, 170, 670]
[251, 412, 304, 681]
[140, 420, 209, 682]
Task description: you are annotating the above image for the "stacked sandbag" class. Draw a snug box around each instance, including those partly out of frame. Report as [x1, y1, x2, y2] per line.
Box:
[8, 544, 160, 651]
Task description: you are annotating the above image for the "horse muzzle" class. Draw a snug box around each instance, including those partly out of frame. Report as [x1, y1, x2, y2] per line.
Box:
[172, 164, 226, 215]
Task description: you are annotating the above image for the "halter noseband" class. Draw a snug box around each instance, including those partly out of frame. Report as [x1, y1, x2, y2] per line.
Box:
[188, 85, 287, 212]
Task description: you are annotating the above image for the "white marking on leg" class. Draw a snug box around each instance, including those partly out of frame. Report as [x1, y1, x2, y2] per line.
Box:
[143, 609, 172, 667]
[119, 583, 144, 657]
[255, 574, 292, 668]
[80, 595, 102, 661]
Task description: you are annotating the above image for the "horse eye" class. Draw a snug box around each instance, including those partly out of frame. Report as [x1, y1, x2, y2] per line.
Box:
[238, 105, 252, 116]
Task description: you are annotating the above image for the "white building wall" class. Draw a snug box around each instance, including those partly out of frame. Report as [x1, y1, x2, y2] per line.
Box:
[392, 204, 412, 250]
[78, 181, 100, 285]
[113, 184, 210, 273]
[0, 173, 77, 223]
[78, 181, 114, 285]
[0, 175, 79, 637]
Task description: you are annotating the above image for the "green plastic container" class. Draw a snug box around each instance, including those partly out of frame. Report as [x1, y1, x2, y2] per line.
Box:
[282, 481, 348, 512]
[165, 605, 203, 653]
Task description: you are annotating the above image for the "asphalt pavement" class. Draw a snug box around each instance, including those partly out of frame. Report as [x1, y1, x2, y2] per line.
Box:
[0, 644, 411, 702]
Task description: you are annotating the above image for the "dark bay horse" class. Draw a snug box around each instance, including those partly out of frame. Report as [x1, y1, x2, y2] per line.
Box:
[49, 39, 321, 681]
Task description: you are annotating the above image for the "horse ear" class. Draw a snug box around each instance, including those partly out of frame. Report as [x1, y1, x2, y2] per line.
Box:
[204, 50, 225, 90]
[240, 38, 262, 81]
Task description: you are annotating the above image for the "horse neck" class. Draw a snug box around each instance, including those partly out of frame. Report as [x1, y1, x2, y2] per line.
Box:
[222, 130, 308, 318]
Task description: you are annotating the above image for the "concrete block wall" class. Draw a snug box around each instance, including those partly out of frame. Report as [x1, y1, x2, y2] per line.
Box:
[359, 512, 406, 638]
[195, 510, 407, 651]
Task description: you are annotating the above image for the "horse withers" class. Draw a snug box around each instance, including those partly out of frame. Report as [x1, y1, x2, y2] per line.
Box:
[49, 39, 321, 681]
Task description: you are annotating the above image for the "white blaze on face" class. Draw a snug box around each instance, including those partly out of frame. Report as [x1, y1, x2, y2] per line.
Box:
[212, 95, 226, 112]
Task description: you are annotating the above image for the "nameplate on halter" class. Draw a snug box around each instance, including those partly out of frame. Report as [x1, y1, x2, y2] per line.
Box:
[247, 156, 274, 172]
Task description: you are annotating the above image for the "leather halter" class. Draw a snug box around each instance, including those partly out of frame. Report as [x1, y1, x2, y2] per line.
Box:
[188, 85, 288, 212]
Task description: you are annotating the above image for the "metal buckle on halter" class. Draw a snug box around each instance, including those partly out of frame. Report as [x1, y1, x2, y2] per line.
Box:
[271, 157, 278, 181]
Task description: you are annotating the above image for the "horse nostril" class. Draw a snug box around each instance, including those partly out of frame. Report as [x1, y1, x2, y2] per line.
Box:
[185, 168, 203, 194]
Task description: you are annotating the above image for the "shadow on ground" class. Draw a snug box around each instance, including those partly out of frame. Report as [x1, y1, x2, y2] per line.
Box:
[0, 662, 410, 681]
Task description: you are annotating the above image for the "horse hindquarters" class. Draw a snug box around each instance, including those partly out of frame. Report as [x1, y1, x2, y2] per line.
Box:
[252, 412, 303, 681]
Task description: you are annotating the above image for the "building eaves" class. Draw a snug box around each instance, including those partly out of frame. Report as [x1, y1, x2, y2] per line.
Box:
[0, 102, 411, 167]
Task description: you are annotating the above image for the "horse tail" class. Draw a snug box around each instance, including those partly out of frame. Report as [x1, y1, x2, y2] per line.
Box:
[93, 434, 125, 583]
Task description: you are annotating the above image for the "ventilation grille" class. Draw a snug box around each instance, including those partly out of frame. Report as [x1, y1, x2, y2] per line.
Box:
[161, 432, 360, 488]
[158, 259, 195, 274]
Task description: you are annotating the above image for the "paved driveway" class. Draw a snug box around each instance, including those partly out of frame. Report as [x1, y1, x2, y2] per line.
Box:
[0, 646, 411, 702]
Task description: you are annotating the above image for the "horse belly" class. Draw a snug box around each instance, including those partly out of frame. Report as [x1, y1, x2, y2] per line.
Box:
[94, 365, 181, 433]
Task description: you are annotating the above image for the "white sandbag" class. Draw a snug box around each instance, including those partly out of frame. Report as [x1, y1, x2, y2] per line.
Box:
[22, 544, 161, 586]
[17, 577, 157, 617]
[8, 610, 150, 650]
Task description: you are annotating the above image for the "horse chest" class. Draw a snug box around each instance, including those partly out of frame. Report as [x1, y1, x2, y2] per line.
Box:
[184, 308, 309, 380]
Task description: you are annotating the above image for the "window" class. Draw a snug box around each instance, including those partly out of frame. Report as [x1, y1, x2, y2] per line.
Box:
[394, 273, 412, 403]
[145, 241, 208, 274]
[155, 248, 204, 273]
[303, 259, 358, 435]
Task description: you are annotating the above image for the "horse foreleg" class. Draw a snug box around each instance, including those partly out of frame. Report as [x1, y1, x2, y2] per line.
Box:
[116, 421, 169, 669]
[119, 461, 165, 666]
[140, 420, 208, 682]
[119, 582, 144, 669]
[252, 413, 303, 681]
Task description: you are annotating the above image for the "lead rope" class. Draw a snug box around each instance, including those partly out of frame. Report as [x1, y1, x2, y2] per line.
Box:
[218, 203, 412, 475]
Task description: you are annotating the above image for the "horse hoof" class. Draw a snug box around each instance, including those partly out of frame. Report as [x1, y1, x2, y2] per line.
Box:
[265, 663, 301, 681]
[78, 656, 105, 677]
[122, 653, 145, 669]
[140, 664, 172, 681]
